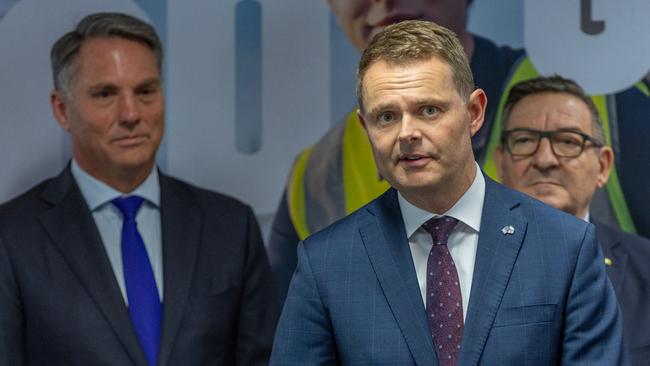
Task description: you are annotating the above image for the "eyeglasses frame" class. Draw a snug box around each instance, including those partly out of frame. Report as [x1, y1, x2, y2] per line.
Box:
[500, 128, 604, 158]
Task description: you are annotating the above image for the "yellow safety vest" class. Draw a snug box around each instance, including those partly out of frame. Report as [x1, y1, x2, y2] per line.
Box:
[288, 111, 389, 240]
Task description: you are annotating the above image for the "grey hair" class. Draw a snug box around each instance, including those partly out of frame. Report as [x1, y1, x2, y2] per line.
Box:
[50, 12, 163, 94]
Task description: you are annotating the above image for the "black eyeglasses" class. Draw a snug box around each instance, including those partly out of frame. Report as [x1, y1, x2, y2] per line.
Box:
[501, 128, 603, 158]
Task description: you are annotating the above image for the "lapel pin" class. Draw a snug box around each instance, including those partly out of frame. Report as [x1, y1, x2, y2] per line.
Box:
[604, 257, 613, 266]
[501, 225, 515, 235]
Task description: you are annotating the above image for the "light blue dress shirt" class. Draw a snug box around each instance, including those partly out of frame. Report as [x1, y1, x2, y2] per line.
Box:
[71, 160, 163, 303]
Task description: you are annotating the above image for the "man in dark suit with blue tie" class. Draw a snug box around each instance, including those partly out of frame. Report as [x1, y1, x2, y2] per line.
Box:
[493, 75, 650, 366]
[270, 20, 627, 365]
[0, 12, 278, 365]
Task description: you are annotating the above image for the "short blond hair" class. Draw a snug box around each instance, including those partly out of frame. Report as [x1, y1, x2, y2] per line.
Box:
[357, 20, 474, 112]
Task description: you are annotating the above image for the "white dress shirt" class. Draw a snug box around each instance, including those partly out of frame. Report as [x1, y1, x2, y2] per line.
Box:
[71, 160, 163, 303]
[398, 163, 485, 321]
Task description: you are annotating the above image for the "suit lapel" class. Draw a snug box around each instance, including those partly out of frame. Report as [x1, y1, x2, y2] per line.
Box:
[594, 222, 627, 299]
[157, 175, 202, 366]
[38, 168, 147, 365]
[457, 178, 526, 366]
[358, 189, 438, 366]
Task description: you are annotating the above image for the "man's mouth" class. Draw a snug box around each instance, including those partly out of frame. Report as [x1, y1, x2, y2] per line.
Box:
[398, 154, 431, 168]
[113, 134, 148, 147]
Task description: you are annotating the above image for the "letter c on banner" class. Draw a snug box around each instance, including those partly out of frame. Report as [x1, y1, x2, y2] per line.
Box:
[525, 0, 650, 94]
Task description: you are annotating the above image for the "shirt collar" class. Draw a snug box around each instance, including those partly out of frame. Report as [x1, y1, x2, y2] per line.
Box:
[398, 162, 485, 238]
[71, 159, 161, 211]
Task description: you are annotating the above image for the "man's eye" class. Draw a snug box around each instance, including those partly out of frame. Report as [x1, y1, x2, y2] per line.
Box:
[557, 137, 581, 146]
[513, 136, 534, 144]
[138, 86, 158, 96]
[422, 106, 439, 117]
[92, 90, 111, 98]
[377, 112, 395, 124]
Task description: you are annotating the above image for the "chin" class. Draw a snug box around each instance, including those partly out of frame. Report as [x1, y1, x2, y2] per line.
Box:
[535, 196, 569, 212]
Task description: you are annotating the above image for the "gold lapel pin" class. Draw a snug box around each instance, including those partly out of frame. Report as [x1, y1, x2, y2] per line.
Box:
[604, 257, 613, 266]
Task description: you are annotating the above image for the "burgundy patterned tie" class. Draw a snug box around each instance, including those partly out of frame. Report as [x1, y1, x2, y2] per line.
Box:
[422, 216, 463, 366]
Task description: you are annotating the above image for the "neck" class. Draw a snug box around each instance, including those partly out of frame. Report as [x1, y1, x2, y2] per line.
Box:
[401, 161, 477, 214]
[75, 159, 154, 194]
[109, 168, 153, 193]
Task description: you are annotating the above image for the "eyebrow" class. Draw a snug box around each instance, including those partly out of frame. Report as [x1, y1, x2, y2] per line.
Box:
[366, 103, 399, 117]
[366, 98, 445, 117]
[141, 77, 162, 85]
[86, 77, 162, 91]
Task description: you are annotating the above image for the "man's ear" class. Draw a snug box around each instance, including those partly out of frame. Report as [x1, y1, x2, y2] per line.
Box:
[467, 88, 487, 137]
[596, 146, 614, 188]
[51, 90, 71, 131]
[357, 108, 368, 132]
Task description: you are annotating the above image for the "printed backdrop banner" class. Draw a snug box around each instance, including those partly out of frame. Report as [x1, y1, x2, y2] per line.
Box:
[525, 0, 650, 94]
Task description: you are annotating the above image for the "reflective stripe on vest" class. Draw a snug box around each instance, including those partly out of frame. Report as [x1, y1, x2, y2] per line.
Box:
[288, 111, 390, 240]
[288, 145, 314, 241]
[482, 56, 638, 233]
[342, 111, 390, 214]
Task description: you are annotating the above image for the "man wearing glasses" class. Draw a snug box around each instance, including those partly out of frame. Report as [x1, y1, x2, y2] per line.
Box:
[494, 75, 650, 366]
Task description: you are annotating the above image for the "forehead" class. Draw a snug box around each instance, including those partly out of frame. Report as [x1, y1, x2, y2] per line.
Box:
[362, 57, 459, 107]
[506, 92, 593, 132]
[73, 37, 160, 79]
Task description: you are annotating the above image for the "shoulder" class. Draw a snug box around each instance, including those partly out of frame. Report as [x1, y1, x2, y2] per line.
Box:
[160, 173, 253, 216]
[486, 177, 591, 239]
[471, 34, 525, 67]
[0, 177, 57, 222]
[289, 117, 348, 176]
[594, 220, 650, 254]
[301, 188, 394, 250]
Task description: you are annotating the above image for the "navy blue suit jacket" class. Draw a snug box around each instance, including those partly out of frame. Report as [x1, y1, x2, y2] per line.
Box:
[596, 220, 650, 366]
[0, 167, 279, 365]
[271, 177, 626, 365]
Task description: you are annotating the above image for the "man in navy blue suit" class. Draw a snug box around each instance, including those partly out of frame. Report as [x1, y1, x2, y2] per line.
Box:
[0, 12, 278, 365]
[494, 75, 650, 366]
[271, 20, 626, 365]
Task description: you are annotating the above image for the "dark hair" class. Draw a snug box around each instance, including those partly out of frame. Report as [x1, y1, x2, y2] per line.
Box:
[51, 12, 162, 93]
[502, 75, 604, 144]
[356, 20, 474, 112]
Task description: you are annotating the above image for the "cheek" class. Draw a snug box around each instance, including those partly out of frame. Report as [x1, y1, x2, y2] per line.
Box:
[501, 161, 531, 186]
[367, 132, 394, 160]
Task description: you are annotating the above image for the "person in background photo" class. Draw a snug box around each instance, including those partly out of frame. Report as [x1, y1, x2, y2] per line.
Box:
[494, 75, 650, 366]
[270, 20, 626, 366]
[0, 12, 278, 365]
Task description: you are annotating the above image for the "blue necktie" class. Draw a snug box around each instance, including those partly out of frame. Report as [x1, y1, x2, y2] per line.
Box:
[112, 196, 161, 366]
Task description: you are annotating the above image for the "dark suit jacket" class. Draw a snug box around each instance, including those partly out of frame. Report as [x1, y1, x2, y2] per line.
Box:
[271, 177, 626, 365]
[596, 220, 650, 366]
[0, 167, 279, 365]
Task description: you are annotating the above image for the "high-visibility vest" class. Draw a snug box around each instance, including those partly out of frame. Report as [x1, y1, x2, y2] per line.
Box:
[482, 56, 645, 234]
[288, 111, 389, 240]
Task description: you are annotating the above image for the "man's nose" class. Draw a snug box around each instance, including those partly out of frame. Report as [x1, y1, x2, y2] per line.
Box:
[118, 93, 140, 125]
[397, 115, 421, 143]
[532, 137, 560, 169]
